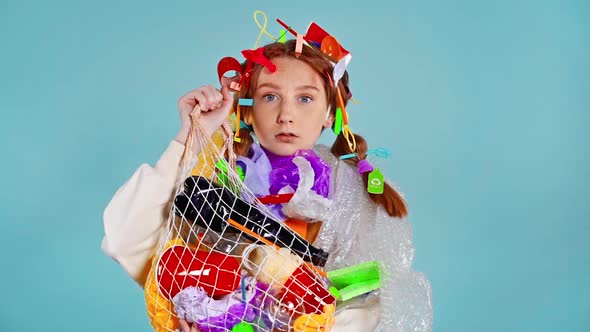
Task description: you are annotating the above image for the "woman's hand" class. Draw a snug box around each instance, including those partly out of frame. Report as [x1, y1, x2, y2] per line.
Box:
[178, 319, 200, 332]
[175, 84, 234, 145]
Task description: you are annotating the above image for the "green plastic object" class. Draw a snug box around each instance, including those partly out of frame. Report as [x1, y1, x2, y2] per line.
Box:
[327, 261, 382, 301]
[333, 107, 343, 135]
[329, 286, 341, 300]
[216, 158, 229, 172]
[236, 165, 245, 182]
[232, 322, 255, 332]
[327, 261, 380, 288]
[278, 29, 287, 43]
[215, 159, 245, 191]
[216, 160, 228, 186]
[367, 169, 385, 194]
[338, 278, 382, 302]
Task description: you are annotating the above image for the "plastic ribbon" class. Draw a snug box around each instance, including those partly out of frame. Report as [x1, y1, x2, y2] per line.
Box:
[366, 148, 392, 158]
[253, 10, 277, 48]
[339, 147, 391, 160]
[342, 125, 356, 153]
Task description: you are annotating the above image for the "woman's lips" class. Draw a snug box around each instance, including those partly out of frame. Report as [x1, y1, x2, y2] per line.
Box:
[276, 133, 297, 143]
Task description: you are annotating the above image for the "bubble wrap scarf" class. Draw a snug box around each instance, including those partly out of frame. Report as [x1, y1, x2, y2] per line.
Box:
[312, 144, 433, 332]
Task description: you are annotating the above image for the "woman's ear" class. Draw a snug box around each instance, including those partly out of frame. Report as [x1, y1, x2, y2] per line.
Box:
[243, 110, 254, 126]
[322, 106, 334, 128]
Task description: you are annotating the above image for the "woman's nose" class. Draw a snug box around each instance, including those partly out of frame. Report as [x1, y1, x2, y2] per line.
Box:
[277, 102, 295, 123]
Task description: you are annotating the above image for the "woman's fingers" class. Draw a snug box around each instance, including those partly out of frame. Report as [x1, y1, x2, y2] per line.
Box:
[178, 319, 191, 332]
[178, 90, 200, 114]
[178, 318, 202, 332]
[176, 84, 235, 137]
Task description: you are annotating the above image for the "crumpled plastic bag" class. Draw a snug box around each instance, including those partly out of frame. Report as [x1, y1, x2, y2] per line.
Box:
[281, 156, 332, 221]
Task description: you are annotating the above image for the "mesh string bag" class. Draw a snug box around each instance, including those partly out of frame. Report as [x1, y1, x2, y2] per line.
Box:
[143, 104, 336, 332]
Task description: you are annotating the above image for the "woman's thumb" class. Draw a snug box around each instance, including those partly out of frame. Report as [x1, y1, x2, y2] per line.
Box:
[220, 85, 234, 109]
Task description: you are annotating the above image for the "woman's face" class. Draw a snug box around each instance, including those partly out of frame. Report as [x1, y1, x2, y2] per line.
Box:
[250, 57, 333, 156]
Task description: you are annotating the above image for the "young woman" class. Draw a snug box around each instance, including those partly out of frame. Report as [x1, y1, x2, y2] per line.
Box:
[102, 39, 432, 332]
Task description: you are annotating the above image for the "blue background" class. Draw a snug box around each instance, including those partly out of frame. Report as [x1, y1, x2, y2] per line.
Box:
[1, 0, 588, 331]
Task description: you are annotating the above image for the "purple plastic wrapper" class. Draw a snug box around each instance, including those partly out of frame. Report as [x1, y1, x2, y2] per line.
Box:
[172, 278, 271, 332]
[264, 147, 331, 198]
[237, 143, 332, 220]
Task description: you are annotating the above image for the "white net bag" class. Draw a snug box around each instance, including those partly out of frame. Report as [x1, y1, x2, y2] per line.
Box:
[143, 106, 337, 332]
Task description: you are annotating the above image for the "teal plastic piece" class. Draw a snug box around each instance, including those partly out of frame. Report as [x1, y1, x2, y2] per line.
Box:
[238, 98, 254, 106]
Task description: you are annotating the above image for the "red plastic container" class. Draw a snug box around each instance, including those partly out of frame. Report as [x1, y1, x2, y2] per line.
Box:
[279, 265, 336, 314]
[156, 245, 241, 299]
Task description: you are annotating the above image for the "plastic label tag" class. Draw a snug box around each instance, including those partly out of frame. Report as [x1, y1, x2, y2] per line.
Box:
[367, 169, 384, 194]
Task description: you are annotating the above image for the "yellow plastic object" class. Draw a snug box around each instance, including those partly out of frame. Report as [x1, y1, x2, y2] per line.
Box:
[253, 10, 277, 48]
[191, 129, 226, 178]
[144, 238, 185, 332]
[293, 304, 335, 332]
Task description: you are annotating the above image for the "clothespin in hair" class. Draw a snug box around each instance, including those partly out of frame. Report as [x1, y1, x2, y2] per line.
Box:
[295, 33, 304, 58]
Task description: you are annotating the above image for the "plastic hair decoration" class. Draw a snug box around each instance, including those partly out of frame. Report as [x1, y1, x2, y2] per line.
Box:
[219, 46, 275, 142]
[366, 148, 392, 158]
[278, 29, 287, 43]
[241, 47, 276, 74]
[339, 148, 391, 160]
[295, 33, 304, 57]
[357, 159, 374, 175]
[253, 11, 277, 48]
[217, 57, 243, 91]
[298, 21, 355, 146]
[234, 104, 242, 142]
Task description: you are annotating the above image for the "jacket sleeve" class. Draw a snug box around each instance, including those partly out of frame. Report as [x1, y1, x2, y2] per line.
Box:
[101, 140, 185, 287]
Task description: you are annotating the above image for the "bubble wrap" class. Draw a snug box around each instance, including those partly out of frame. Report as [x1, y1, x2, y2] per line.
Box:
[313, 145, 433, 332]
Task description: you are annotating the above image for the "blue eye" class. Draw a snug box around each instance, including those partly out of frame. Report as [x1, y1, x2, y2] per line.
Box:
[263, 94, 277, 102]
[299, 96, 312, 103]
